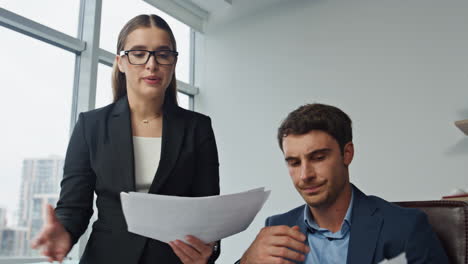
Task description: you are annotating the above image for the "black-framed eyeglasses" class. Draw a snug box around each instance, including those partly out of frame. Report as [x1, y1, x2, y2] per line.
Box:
[119, 50, 178, 65]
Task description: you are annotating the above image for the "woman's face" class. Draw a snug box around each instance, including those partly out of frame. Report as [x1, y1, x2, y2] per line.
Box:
[117, 26, 176, 101]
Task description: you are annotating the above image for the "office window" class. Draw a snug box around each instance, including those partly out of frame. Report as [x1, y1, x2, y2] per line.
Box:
[0, 0, 80, 37]
[100, 0, 190, 83]
[0, 27, 74, 258]
[95, 64, 114, 109]
[178, 93, 190, 110]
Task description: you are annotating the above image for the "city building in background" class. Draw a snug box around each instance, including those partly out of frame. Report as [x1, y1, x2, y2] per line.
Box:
[0, 208, 6, 229]
[0, 226, 27, 256]
[0, 157, 63, 256]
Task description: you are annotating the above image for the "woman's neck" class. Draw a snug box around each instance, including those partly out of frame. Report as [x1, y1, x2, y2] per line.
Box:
[127, 92, 164, 119]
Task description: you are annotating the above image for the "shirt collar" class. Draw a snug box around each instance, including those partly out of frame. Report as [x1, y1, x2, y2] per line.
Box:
[304, 187, 355, 236]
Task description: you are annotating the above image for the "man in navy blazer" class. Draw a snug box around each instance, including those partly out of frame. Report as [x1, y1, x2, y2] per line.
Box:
[239, 103, 448, 264]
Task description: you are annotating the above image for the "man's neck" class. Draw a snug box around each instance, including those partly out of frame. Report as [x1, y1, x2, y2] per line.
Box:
[309, 184, 352, 233]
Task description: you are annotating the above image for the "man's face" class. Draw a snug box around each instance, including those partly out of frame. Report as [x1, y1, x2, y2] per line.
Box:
[282, 130, 353, 209]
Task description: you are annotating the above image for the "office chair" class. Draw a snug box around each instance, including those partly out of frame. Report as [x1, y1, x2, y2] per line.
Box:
[394, 200, 468, 264]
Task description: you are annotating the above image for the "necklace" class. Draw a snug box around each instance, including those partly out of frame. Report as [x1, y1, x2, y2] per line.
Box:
[142, 113, 162, 124]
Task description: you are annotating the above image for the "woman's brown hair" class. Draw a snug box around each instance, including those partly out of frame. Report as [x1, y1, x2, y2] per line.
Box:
[112, 14, 178, 106]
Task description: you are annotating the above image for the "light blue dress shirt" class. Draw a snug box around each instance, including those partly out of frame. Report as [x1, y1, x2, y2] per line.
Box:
[303, 189, 354, 264]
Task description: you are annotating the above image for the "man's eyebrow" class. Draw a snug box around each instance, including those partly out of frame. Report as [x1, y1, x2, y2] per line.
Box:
[285, 156, 299, 162]
[307, 148, 332, 156]
[284, 148, 332, 161]
[305, 148, 332, 158]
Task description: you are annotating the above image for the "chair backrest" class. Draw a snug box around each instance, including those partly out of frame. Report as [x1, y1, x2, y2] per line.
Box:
[394, 200, 468, 264]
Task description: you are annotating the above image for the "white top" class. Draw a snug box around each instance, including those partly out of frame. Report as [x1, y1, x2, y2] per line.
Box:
[133, 136, 162, 193]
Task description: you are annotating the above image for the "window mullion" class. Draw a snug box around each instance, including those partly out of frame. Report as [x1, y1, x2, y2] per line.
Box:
[0, 8, 85, 53]
[71, 0, 103, 258]
[188, 28, 196, 110]
[70, 0, 103, 132]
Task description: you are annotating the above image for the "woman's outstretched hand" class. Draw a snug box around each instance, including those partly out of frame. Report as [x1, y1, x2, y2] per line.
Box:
[31, 204, 72, 263]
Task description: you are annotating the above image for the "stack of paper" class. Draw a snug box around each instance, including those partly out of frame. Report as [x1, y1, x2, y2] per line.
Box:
[120, 187, 270, 243]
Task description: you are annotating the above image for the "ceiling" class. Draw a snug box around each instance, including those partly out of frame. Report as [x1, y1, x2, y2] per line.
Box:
[184, 0, 289, 18]
[146, 0, 290, 32]
[189, 0, 233, 13]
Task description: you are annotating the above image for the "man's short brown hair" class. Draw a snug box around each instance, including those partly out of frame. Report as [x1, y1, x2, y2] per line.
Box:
[277, 103, 353, 153]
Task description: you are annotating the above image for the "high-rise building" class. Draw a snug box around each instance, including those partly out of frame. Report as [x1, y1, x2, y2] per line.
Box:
[0, 227, 27, 256]
[29, 194, 59, 245]
[15, 156, 64, 256]
[0, 208, 6, 229]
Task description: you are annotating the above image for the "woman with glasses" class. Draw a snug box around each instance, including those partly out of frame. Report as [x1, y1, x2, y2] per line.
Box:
[32, 14, 220, 264]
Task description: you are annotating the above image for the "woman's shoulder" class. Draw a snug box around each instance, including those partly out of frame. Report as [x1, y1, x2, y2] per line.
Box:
[172, 106, 212, 123]
[79, 102, 117, 122]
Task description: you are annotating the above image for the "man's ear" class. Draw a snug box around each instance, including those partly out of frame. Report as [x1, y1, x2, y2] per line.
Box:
[116, 55, 125, 73]
[343, 142, 354, 167]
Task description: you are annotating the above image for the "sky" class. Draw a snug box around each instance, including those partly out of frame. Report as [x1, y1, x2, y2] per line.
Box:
[0, 0, 191, 226]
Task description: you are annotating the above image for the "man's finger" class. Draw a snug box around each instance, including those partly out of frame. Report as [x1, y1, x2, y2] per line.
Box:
[269, 246, 306, 262]
[270, 235, 309, 254]
[253, 255, 296, 264]
[265, 226, 306, 242]
[283, 225, 306, 242]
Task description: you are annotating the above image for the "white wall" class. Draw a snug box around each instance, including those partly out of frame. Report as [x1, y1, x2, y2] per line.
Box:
[196, 0, 468, 262]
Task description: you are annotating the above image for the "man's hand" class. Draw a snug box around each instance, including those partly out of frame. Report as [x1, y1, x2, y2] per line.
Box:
[240, 225, 309, 264]
[31, 204, 72, 263]
[169, 235, 214, 264]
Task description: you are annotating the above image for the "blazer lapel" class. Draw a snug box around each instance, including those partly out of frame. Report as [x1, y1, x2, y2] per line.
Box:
[148, 104, 185, 194]
[297, 209, 308, 264]
[108, 96, 136, 192]
[347, 186, 383, 264]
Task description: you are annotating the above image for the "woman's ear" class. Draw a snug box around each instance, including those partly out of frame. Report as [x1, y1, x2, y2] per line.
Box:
[116, 55, 125, 73]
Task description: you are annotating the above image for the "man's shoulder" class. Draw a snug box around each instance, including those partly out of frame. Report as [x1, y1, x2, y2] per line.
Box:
[353, 185, 426, 221]
[353, 188, 449, 263]
[266, 204, 306, 227]
[366, 194, 426, 221]
[356, 192, 430, 234]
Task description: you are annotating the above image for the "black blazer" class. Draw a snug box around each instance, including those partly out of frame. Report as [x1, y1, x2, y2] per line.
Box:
[55, 96, 220, 264]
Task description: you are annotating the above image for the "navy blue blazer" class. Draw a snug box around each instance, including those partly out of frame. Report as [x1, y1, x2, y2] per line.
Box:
[55, 96, 220, 264]
[266, 185, 448, 264]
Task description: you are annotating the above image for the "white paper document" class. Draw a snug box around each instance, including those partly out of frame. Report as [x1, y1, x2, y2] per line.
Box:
[120, 187, 270, 244]
[379, 253, 407, 264]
